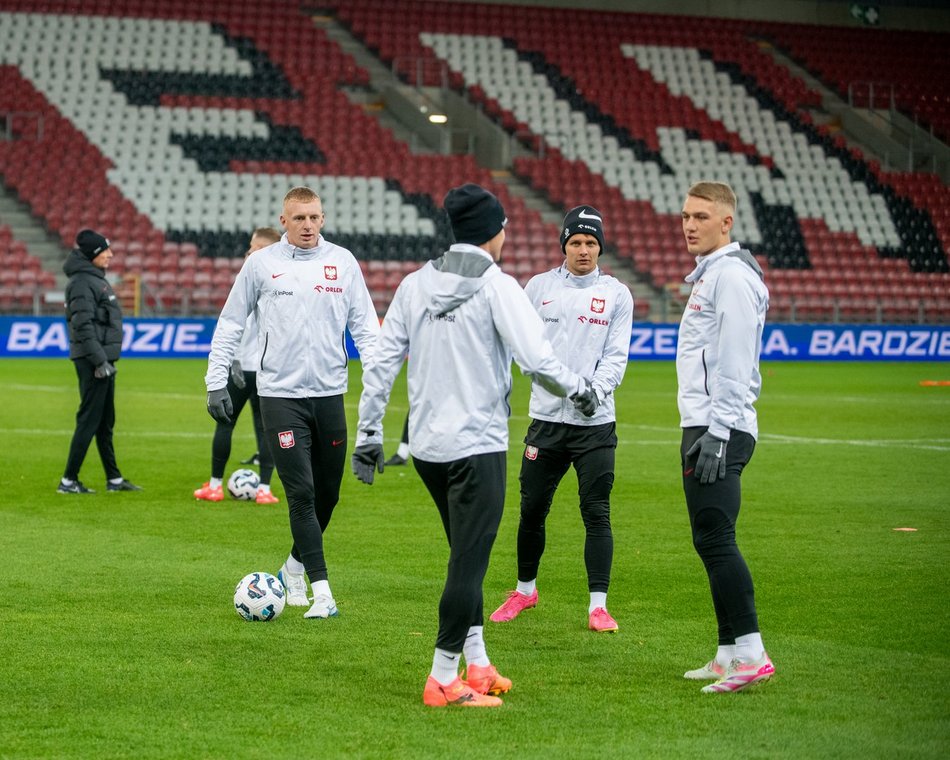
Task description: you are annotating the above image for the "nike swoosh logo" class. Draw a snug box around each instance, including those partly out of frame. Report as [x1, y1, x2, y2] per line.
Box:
[715, 443, 724, 458]
[272, 273, 286, 279]
[578, 209, 602, 221]
[542, 299, 554, 305]
[684, 467, 694, 477]
[331, 439, 345, 447]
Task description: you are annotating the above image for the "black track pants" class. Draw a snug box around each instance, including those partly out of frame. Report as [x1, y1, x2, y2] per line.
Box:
[517, 442, 615, 592]
[211, 372, 275, 484]
[681, 426, 759, 643]
[260, 395, 347, 583]
[414, 452, 506, 653]
[64, 358, 120, 482]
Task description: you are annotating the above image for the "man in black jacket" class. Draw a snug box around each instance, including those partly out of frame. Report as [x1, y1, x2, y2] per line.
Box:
[58, 229, 140, 494]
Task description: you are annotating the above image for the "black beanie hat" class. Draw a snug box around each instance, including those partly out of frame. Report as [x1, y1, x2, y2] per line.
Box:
[560, 206, 605, 254]
[444, 184, 507, 245]
[76, 229, 110, 260]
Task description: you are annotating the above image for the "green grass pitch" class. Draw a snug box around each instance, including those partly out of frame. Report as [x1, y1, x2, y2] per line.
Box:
[1, 358, 947, 759]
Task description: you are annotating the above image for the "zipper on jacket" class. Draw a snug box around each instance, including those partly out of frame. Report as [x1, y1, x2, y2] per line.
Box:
[260, 332, 269, 371]
[701, 349, 709, 395]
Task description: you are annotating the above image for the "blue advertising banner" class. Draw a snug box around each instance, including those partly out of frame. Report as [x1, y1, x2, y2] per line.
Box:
[630, 323, 950, 361]
[0, 316, 360, 359]
[1, 317, 217, 358]
[1, 317, 947, 361]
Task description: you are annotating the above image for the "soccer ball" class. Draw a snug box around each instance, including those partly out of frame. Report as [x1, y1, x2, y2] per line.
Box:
[228, 468, 260, 500]
[234, 571, 285, 621]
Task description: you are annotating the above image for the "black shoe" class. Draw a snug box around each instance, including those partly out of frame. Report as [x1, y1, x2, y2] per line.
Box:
[107, 479, 143, 492]
[240, 452, 260, 466]
[385, 454, 407, 467]
[58, 480, 95, 494]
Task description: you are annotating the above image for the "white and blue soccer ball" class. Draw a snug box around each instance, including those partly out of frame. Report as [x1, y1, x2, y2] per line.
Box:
[227, 468, 260, 500]
[233, 572, 285, 622]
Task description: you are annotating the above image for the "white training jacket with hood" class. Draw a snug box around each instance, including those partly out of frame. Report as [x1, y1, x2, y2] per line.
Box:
[356, 244, 586, 463]
[205, 233, 380, 397]
[676, 241, 770, 440]
[525, 264, 634, 425]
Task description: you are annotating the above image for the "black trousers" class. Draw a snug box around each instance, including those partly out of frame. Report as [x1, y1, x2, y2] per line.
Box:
[681, 426, 759, 644]
[517, 421, 617, 592]
[63, 358, 120, 482]
[414, 451, 506, 653]
[211, 371, 275, 484]
[259, 395, 347, 584]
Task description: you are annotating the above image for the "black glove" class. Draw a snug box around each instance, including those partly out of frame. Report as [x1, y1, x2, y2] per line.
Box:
[94, 361, 116, 379]
[570, 379, 599, 417]
[207, 387, 233, 425]
[352, 443, 385, 485]
[687, 432, 728, 484]
[230, 360, 246, 389]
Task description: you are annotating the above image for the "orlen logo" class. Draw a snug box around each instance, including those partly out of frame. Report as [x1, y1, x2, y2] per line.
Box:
[591, 298, 605, 314]
[313, 285, 344, 293]
[577, 316, 609, 326]
[324, 266, 337, 280]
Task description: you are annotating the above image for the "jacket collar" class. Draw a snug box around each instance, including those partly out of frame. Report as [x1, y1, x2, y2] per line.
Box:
[685, 242, 740, 283]
[558, 263, 600, 288]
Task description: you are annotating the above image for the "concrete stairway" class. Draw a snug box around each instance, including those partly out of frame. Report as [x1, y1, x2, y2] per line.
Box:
[313, 11, 670, 320]
[0, 179, 70, 288]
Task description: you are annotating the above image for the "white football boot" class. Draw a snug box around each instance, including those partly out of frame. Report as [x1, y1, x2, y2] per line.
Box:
[277, 563, 310, 607]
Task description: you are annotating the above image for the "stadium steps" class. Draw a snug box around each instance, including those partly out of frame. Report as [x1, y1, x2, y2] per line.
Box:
[317, 5, 676, 321]
[755, 36, 950, 180]
[315, 4, 669, 319]
[0, 181, 69, 287]
[314, 12, 441, 155]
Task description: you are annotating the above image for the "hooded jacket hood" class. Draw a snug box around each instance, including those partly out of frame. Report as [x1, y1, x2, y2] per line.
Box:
[63, 249, 106, 279]
[726, 248, 764, 279]
[423, 244, 496, 315]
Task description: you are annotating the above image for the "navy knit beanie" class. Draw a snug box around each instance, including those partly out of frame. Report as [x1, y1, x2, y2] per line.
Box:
[560, 206, 605, 254]
[444, 184, 507, 245]
[76, 229, 110, 260]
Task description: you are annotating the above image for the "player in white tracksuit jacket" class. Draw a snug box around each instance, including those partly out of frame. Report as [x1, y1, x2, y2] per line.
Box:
[194, 227, 280, 505]
[206, 188, 380, 620]
[352, 184, 596, 708]
[676, 181, 775, 694]
[489, 205, 633, 633]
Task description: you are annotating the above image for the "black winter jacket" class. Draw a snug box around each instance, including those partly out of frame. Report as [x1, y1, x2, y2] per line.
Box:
[63, 250, 123, 366]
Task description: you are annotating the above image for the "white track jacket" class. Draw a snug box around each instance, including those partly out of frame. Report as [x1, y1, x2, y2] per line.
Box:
[525, 265, 633, 425]
[356, 244, 586, 463]
[676, 242, 769, 440]
[205, 234, 380, 397]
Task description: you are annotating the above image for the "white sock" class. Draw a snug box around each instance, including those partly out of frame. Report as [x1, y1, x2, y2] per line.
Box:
[734, 633, 765, 663]
[209, 477, 222, 488]
[311, 579, 332, 599]
[61, 478, 73, 486]
[396, 442, 410, 459]
[258, 483, 271, 493]
[109, 477, 123, 485]
[516, 579, 536, 596]
[716, 644, 736, 668]
[463, 626, 490, 668]
[589, 591, 607, 614]
[431, 648, 461, 686]
[284, 555, 305, 574]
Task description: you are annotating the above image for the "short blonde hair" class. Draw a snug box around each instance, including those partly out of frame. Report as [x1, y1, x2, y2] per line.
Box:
[283, 186, 320, 205]
[686, 181, 737, 213]
[252, 226, 281, 244]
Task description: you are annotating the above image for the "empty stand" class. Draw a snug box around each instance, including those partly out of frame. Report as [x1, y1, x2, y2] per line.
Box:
[0, 0, 946, 322]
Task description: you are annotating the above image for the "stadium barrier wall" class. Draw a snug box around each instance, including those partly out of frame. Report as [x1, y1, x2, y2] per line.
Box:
[1, 317, 948, 361]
